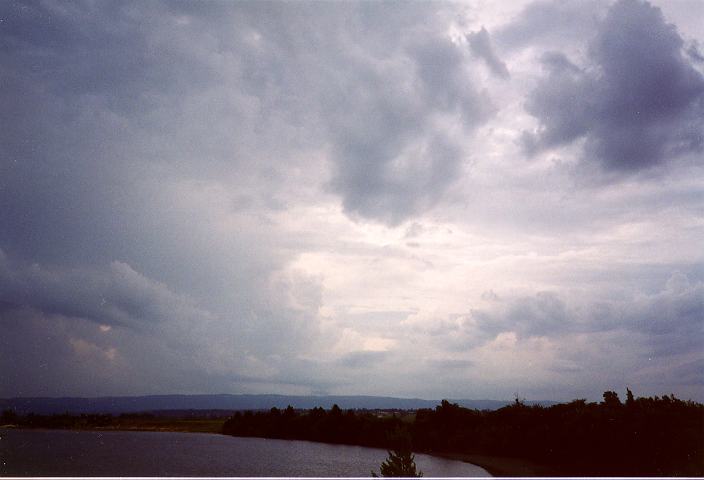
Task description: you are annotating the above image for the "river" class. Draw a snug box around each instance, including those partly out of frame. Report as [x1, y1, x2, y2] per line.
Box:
[0, 428, 490, 477]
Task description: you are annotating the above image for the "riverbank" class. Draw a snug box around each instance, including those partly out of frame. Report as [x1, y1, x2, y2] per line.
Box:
[434, 452, 556, 477]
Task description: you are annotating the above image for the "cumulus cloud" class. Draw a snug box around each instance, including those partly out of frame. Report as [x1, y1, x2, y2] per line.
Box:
[523, 0, 704, 172]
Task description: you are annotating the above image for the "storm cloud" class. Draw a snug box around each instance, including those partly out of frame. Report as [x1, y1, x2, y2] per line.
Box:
[325, 26, 493, 224]
[523, 0, 704, 172]
[0, 0, 702, 402]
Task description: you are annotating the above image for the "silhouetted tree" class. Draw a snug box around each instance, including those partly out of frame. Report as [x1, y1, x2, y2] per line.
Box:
[1, 409, 18, 424]
[603, 390, 622, 407]
[372, 448, 422, 477]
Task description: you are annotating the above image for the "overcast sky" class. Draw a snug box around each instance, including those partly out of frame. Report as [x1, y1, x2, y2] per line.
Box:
[1, 0, 702, 402]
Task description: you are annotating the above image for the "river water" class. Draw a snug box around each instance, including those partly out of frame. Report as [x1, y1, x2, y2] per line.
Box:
[0, 428, 490, 477]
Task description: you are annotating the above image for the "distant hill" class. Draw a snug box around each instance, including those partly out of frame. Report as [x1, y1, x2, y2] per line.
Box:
[0, 394, 556, 415]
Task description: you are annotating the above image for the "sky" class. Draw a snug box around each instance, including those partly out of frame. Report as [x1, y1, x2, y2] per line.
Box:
[1, 0, 702, 402]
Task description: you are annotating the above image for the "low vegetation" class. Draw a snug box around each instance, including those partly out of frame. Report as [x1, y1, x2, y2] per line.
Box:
[0, 411, 226, 434]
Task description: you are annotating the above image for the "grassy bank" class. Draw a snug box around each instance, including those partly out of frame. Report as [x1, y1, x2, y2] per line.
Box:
[75, 417, 227, 433]
[1, 414, 226, 434]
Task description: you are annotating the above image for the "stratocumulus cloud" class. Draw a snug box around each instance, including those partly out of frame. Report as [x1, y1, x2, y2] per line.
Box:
[0, 0, 702, 402]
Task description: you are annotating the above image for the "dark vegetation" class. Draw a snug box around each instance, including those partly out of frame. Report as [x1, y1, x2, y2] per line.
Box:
[0, 410, 226, 433]
[372, 431, 423, 477]
[373, 449, 422, 477]
[221, 390, 704, 476]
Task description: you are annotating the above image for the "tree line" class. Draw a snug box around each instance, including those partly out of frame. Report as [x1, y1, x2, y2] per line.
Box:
[221, 390, 704, 476]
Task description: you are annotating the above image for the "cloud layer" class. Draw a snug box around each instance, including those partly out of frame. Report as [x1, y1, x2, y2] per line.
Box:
[1, 0, 702, 402]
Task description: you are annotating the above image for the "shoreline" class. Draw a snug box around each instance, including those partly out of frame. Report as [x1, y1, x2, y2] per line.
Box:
[3, 424, 545, 476]
[432, 452, 556, 477]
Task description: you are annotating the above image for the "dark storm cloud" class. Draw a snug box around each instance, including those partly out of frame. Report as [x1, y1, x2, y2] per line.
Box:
[0, 304, 276, 397]
[0, 251, 328, 396]
[330, 133, 467, 226]
[523, 0, 704, 172]
[326, 29, 493, 225]
[467, 28, 509, 79]
[473, 291, 571, 339]
[0, 2, 213, 104]
[0, 251, 210, 329]
[1, 0, 702, 401]
[0, 1, 492, 239]
[0, 1, 215, 267]
[0, 0, 308, 293]
[0, 1, 332, 395]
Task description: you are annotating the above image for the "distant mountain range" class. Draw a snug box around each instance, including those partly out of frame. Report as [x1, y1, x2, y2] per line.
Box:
[0, 394, 557, 415]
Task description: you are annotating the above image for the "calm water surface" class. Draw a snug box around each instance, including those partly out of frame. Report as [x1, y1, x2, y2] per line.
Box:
[0, 428, 490, 477]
